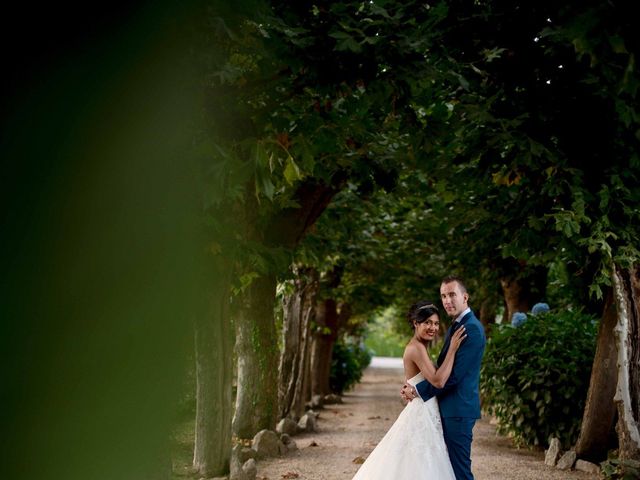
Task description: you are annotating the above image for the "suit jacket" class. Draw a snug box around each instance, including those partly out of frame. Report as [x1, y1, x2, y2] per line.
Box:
[415, 309, 486, 418]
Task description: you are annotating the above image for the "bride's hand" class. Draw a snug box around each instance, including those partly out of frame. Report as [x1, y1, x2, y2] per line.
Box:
[450, 326, 467, 351]
[400, 382, 417, 403]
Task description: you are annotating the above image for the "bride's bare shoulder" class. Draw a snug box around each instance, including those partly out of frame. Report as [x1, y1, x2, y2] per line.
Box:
[403, 339, 418, 358]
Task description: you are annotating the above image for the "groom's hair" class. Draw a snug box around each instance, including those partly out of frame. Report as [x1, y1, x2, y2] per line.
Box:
[407, 300, 439, 330]
[441, 275, 468, 294]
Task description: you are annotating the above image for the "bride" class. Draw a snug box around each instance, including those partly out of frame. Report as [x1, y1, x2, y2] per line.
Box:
[352, 301, 466, 480]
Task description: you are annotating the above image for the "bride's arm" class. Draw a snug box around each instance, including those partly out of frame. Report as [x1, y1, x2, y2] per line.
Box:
[408, 326, 466, 388]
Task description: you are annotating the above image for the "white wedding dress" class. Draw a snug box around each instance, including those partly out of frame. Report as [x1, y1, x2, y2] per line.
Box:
[352, 372, 456, 479]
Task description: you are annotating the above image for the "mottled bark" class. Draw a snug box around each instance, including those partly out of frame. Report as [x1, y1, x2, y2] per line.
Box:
[279, 267, 319, 419]
[193, 276, 234, 477]
[575, 288, 618, 461]
[310, 299, 351, 396]
[233, 274, 279, 438]
[612, 265, 640, 461]
[310, 299, 339, 397]
[231, 177, 345, 437]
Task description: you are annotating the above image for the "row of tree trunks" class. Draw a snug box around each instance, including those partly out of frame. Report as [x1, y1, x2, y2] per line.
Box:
[278, 267, 319, 420]
[193, 177, 343, 476]
[231, 179, 345, 439]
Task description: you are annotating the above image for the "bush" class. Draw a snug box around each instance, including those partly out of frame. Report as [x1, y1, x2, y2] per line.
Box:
[330, 337, 372, 394]
[480, 309, 598, 449]
[601, 458, 640, 480]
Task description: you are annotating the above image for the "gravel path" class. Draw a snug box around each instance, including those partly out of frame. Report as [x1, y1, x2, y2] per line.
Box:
[256, 358, 599, 480]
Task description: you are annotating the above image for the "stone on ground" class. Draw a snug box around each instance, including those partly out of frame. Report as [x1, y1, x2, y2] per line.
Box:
[556, 450, 577, 470]
[575, 460, 600, 474]
[276, 417, 299, 436]
[252, 429, 284, 458]
[544, 438, 561, 466]
[298, 413, 317, 432]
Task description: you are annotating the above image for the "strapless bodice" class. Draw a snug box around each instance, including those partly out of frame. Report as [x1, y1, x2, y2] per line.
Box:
[407, 372, 425, 386]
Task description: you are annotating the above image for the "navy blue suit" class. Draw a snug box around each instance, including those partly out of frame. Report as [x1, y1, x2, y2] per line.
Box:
[415, 309, 485, 480]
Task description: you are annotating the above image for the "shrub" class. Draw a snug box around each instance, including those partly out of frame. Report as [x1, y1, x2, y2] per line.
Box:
[480, 309, 598, 449]
[601, 458, 640, 480]
[330, 337, 372, 394]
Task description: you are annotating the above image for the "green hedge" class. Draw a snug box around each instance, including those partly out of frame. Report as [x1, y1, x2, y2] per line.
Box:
[330, 338, 372, 394]
[480, 309, 598, 448]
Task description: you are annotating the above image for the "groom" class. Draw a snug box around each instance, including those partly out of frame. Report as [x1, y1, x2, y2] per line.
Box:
[401, 276, 486, 480]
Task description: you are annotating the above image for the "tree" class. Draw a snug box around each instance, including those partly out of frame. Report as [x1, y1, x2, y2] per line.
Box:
[611, 266, 640, 461]
[193, 257, 235, 476]
[278, 267, 319, 419]
[220, 0, 456, 438]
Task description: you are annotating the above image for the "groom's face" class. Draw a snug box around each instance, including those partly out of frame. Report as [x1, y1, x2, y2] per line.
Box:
[440, 281, 469, 318]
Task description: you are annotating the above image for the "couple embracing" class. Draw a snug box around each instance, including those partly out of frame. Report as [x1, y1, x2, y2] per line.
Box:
[352, 276, 486, 480]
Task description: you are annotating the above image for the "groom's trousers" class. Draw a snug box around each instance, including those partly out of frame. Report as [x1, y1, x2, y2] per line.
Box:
[441, 417, 476, 480]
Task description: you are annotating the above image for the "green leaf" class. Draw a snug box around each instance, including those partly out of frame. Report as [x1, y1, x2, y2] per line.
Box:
[483, 47, 507, 63]
[329, 31, 362, 53]
[283, 156, 302, 185]
[254, 144, 275, 200]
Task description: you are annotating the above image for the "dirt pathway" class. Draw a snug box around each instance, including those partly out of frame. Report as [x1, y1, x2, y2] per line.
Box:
[256, 358, 599, 480]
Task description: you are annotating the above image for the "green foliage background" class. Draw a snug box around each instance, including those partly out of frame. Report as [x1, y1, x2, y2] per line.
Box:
[363, 307, 407, 357]
[329, 338, 373, 394]
[481, 310, 598, 449]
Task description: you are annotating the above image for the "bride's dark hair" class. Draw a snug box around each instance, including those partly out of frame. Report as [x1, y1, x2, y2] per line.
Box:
[407, 300, 439, 330]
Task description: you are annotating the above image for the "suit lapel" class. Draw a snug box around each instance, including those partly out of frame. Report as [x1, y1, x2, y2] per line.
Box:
[437, 311, 472, 366]
[437, 323, 454, 366]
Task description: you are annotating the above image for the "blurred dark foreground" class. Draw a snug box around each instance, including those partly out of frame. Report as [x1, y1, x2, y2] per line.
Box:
[0, 2, 220, 479]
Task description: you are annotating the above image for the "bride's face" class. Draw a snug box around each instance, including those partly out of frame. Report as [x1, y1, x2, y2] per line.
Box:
[415, 314, 440, 341]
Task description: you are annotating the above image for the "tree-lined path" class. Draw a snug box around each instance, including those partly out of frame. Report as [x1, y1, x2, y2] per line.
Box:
[3, 1, 639, 479]
[256, 358, 599, 480]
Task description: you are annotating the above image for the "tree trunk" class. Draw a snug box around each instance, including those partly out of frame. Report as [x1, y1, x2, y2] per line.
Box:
[479, 296, 498, 333]
[278, 267, 319, 420]
[310, 299, 352, 396]
[499, 266, 547, 324]
[233, 274, 279, 439]
[575, 288, 618, 461]
[500, 277, 531, 324]
[310, 299, 340, 397]
[612, 265, 640, 461]
[193, 277, 234, 477]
